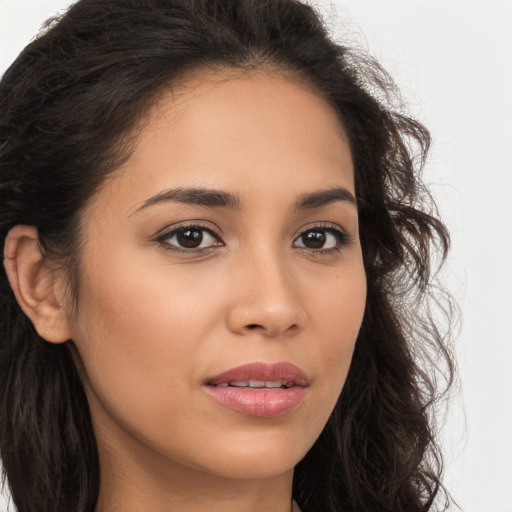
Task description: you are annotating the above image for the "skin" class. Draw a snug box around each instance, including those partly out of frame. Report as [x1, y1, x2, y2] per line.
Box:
[5, 68, 366, 512]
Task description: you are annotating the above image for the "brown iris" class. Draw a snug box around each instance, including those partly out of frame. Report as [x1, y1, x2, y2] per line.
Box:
[301, 230, 327, 249]
[176, 228, 203, 248]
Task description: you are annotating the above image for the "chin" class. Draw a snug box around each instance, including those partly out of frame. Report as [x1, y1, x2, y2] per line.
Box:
[206, 454, 299, 480]
[197, 430, 311, 479]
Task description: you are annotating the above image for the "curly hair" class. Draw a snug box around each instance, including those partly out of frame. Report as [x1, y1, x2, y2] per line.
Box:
[0, 1, 455, 511]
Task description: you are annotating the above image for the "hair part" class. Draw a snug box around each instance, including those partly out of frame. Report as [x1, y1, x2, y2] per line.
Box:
[0, 1, 455, 511]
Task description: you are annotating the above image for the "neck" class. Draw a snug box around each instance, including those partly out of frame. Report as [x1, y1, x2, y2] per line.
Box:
[95, 471, 295, 512]
[94, 426, 295, 512]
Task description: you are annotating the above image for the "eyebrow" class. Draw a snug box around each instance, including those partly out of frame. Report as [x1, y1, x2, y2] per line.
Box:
[294, 186, 357, 210]
[135, 185, 356, 213]
[135, 187, 243, 212]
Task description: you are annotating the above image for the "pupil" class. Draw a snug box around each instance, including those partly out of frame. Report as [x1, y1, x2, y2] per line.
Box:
[177, 229, 203, 248]
[303, 230, 325, 249]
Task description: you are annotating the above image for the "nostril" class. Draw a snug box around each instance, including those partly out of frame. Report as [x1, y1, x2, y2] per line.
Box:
[246, 324, 263, 330]
[243, 322, 301, 336]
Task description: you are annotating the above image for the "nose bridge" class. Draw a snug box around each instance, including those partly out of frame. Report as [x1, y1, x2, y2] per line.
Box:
[247, 245, 296, 303]
[227, 242, 307, 337]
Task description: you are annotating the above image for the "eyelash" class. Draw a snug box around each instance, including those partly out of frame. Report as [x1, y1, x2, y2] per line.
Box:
[154, 222, 351, 256]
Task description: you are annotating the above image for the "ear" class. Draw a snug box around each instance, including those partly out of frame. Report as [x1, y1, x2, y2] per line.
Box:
[3, 225, 72, 343]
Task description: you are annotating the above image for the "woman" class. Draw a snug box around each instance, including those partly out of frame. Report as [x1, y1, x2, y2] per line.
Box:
[0, 0, 455, 511]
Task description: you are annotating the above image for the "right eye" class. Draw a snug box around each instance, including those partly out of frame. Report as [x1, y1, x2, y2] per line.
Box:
[157, 225, 224, 252]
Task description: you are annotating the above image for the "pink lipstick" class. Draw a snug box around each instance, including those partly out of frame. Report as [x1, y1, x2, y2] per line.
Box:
[204, 362, 309, 418]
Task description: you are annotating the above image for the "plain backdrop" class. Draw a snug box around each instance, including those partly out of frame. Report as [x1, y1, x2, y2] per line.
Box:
[1, 1, 511, 511]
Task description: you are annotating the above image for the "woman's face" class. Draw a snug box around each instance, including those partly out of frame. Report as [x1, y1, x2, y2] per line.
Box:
[67, 69, 366, 483]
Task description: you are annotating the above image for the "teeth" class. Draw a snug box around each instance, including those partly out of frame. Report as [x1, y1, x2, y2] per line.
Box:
[264, 380, 284, 388]
[214, 380, 294, 388]
[230, 381, 249, 387]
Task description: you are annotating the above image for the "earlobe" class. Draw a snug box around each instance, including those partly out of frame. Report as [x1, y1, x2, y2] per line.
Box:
[3, 225, 72, 343]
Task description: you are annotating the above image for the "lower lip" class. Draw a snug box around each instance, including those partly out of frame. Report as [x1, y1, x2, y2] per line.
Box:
[205, 385, 307, 417]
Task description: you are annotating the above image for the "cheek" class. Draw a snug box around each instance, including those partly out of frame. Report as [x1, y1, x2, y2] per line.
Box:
[69, 255, 219, 434]
[302, 261, 366, 418]
[306, 256, 366, 349]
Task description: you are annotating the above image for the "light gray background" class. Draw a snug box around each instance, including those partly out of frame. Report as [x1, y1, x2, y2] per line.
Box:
[1, 1, 511, 511]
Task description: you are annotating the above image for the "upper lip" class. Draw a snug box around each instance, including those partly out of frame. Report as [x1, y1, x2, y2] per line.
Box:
[206, 362, 309, 387]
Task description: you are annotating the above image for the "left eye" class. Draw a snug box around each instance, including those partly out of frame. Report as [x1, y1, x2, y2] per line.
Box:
[293, 228, 342, 250]
[160, 226, 222, 250]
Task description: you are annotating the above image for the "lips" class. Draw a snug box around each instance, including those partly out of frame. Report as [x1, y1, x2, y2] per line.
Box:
[207, 362, 309, 386]
[204, 362, 309, 417]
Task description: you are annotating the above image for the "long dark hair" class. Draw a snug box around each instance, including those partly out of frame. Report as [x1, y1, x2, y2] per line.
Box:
[0, 1, 455, 511]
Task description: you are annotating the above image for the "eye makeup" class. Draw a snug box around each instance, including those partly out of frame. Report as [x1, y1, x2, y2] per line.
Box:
[153, 220, 352, 256]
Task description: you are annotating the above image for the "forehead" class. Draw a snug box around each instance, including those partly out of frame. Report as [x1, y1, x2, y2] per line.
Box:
[90, 67, 354, 215]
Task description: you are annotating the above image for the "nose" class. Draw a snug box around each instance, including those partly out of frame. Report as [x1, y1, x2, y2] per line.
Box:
[226, 251, 307, 338]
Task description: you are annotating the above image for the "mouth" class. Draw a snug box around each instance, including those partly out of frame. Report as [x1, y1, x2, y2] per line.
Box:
[204, 362, 309, 418]
[211, 379, 295, 389]
[206, 361, 309, 387]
